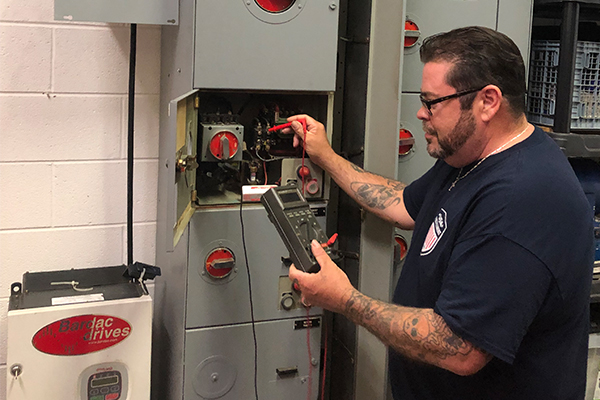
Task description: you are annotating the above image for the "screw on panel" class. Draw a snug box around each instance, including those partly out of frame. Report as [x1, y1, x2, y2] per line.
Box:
[329, 3, 336, 10]
[311, 358, 318, 366]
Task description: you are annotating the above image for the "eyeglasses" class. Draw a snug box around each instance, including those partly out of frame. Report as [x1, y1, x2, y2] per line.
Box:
[419, 86, 486, 116]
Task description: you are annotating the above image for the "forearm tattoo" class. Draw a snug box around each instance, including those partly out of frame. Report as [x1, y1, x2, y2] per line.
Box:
[344, 291, 474, 363]
[349, 180, 405, 210]
[350, 163, 366, 173]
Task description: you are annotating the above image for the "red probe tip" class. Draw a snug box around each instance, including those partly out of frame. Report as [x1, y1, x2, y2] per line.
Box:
[267, 118, 306, 133]
[322, 233, 338, 248]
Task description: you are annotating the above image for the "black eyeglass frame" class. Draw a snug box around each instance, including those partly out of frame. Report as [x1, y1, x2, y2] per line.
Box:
[419, 86, 487, 115]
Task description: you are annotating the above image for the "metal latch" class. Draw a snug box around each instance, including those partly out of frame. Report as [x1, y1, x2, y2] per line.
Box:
[276, 366, 298, 378]
[176, 155, 198, 173]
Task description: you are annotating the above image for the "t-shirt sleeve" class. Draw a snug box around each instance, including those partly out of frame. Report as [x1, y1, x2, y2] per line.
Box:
[403, 161, 444, 220]
[433, 234, 552, 364]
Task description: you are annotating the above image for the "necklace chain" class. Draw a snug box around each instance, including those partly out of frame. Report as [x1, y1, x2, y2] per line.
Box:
[448, 126, 529, 192]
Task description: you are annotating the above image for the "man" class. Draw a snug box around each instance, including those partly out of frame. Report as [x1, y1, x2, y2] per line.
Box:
[286, 26, 594, 399]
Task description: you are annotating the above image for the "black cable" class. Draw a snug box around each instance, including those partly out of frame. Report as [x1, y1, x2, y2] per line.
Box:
[127, 23, 137, 266]
[239, 198, 260, 400]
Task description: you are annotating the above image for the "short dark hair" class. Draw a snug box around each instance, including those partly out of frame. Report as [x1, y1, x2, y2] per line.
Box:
[420, 26, 526, 117]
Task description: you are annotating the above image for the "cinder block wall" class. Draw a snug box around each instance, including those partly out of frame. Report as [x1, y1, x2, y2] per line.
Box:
[0, 1, 161, 395]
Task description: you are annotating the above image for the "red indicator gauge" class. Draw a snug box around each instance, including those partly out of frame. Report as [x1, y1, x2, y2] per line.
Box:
[205, 248, 235, 279]
[209, 131, 239, 161]
[394, 235, 408, 261]
[399, 129, 415, 156]
[255, 0, 295, 13]
[404, 20, 420, 48]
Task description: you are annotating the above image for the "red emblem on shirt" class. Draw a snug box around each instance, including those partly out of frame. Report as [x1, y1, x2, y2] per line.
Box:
[421, 209, 447, 256]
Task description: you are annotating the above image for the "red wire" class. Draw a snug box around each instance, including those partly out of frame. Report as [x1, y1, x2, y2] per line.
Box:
[263, 160, 268, 184]
[301, 124, 307, 196]
[321, 319, 328, 400]
[306, 307, 312, 400]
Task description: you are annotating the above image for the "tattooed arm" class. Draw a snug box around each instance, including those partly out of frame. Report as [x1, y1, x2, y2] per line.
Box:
[289, 241, 492, 377]
[343, 289, 492, 376]
[344, 163, 415, 229]
[287, 115, 415, 229]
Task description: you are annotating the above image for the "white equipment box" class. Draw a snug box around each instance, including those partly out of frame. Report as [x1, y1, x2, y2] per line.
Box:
[6, 266, 152, 400]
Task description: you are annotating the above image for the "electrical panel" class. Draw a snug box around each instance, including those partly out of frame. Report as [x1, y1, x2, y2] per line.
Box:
[54, 0, 178, 25]
[155, 1, 339, 399]
[402, 0, 533, 94]
[193, 1, 339, 91]
[168, 90, 333, 247]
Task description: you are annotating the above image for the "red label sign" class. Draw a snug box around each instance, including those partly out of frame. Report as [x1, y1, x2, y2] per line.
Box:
[32, 315, 132, 356]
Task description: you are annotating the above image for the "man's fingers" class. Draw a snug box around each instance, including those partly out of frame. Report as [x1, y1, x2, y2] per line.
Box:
[311, 240, 331, 268]
[291, 120, 304, 135]
[289, 263, 309, 285]
[287, 114, 309, 122]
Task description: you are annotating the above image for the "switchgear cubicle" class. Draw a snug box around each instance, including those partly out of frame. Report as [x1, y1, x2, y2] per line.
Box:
[154, 1, 339, 400]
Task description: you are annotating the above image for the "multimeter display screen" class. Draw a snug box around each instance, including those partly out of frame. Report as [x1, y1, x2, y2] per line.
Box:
[279, 192, 301, 203]
[91, 376, 119, 388]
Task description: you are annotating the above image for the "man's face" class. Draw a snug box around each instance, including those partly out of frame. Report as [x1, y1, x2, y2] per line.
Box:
[423, 108, 476, 159]
[418, 62, 477, 160]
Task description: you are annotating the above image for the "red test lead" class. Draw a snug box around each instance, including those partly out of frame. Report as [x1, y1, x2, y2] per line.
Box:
[268, 118, 306, 133]
[322, 233, 338, 248]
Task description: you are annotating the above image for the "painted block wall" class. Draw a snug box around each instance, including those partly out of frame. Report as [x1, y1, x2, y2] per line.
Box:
[0, 0, 161, 396]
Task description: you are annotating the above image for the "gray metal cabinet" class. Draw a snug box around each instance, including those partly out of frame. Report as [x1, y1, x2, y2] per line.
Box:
[193, 1, 339, 91]
[184, 319, 321, 400]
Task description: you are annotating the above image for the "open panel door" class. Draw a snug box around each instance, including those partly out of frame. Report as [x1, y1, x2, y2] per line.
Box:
[169, 91, 199, 249]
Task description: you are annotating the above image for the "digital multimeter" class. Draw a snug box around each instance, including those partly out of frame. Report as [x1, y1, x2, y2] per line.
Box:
[261, 185, 335, 273]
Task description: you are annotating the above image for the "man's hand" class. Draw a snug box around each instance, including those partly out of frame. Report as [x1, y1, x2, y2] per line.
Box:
[288, 240, 355, 313]
[283, 115, 336, 167]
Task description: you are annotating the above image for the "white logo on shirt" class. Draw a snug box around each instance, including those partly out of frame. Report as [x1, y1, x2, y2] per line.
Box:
[421, 208, 448, 256]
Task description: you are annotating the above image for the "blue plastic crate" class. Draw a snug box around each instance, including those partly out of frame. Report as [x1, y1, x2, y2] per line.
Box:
[527, 40, 600, 130]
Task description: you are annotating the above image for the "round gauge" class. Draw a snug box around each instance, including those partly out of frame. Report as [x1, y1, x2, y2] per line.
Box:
[255, 0, 295, 13]
[209, 131, 239, 161]
[205, 248, 235, 279]
[399, 129, 414, 156]
[404, 20, 420, 48]
[394, 234, 408, 261]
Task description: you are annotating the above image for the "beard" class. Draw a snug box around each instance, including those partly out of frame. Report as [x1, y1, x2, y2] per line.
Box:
[424, 109, 476, 159]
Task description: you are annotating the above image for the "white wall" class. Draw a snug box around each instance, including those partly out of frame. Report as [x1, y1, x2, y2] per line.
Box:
[0, 0, 161, 396]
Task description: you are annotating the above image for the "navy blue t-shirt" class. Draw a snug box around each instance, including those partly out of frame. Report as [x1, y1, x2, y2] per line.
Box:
[390, 127, 594, 400]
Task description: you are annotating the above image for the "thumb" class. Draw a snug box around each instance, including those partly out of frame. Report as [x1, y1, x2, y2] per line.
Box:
[291, 120, 305, 136]
[310, 240, 331, 268]
[288, 263, 303, 282]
